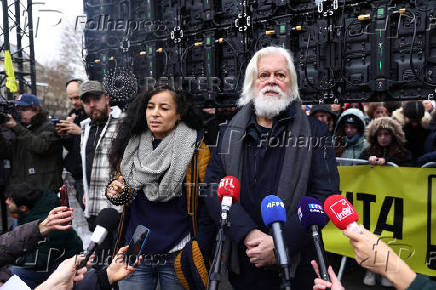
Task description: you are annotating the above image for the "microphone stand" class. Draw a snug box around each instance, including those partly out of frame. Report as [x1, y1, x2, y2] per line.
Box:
[208, 217, 228, 290]
[274, 249, 292, 290]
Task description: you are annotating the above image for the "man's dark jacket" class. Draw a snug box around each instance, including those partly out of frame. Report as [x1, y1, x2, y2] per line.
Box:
[15, 190, 83, 271]
[204, 101, 340, 290]
[62, 108, 87, 179]
[0, 111, 63, 191]
[0, 220, 43, 283]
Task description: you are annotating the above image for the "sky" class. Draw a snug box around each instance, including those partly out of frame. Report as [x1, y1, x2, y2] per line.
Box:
[3, 0, 85, 66]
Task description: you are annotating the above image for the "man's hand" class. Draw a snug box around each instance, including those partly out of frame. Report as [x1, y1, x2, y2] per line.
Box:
[106, 246, 141, 284]
[1, 114, 17, 128]
[35, 255, 88, 290]
[56, 120, 81, 135]
[311, 260, 344, 290]
[244, 229, 276, 267]
[38, 207, 73, 236]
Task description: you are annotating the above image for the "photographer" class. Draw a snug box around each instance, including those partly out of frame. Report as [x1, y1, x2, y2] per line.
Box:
[0, 94, 63, 191]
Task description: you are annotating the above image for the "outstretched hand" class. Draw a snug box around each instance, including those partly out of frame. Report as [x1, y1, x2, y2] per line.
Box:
[38, 207, 73, 236]
[311, 260, 344, 290]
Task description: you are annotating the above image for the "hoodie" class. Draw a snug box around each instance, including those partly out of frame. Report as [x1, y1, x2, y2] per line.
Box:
[334, 108, 368, 165]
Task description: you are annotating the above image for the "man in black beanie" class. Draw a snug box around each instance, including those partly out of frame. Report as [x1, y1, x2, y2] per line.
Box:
[402, 101, 430, 162]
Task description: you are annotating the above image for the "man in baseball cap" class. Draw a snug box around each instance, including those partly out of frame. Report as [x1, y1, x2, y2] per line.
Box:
[0, 93, 63, 191]
[79, 81, 109, 123]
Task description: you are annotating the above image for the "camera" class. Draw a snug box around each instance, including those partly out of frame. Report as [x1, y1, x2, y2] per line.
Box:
[0, 95, 17, 124]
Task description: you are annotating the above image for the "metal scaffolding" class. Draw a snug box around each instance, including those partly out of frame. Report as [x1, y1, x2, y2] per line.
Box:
[0, 0, 37, 98]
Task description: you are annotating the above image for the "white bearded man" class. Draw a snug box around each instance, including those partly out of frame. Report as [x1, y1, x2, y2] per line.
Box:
[203, 46, 340, 290]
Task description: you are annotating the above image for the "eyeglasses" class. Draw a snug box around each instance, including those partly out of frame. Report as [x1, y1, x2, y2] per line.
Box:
[257, 71, 289, 82]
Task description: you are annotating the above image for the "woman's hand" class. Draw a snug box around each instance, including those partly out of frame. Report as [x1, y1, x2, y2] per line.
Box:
[311, 260, 345, 290]
[106, 246, 141, 284]
[107, 176, 125, 198]
[369, 156, 386, 166]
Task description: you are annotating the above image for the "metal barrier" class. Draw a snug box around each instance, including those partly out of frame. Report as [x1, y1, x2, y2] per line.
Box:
[334, 157, 399, 281]
[335, 157, 399, 167]
[422, 162, 436, 168]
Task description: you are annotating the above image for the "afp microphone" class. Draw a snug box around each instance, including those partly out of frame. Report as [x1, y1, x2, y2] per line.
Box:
[217, 176, 240, 223]
[78, 208, 119, 268]
[297, 197, 330, 282]
[261, 195, 291, 289]
[324, 195, 361, 233]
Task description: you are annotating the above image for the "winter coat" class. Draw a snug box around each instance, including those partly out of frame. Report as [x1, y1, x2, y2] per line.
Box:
[0, 220, 43, 283]
[62, 107, 88, 180]
[360, 117, 414, 167]
[14, 190, 83, 271]
[334, 109, 368, 165]
[204, 102, 340, 290]
[392, 107, 431, 160]
[407, 275, 436, 290]
[0, 111, 63, 191]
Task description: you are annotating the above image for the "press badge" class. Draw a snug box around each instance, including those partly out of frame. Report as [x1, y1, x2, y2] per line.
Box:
[28, 168, 35, 174]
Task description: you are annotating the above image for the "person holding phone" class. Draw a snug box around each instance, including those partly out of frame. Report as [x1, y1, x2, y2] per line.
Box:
[106, 86, 213, 290]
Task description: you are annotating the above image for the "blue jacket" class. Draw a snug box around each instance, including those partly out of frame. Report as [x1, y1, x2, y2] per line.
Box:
[204, 104, 340, 290]
[417, 129, 436, 167]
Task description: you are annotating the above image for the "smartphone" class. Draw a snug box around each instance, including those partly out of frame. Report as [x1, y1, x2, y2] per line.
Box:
[124, 225, 151, 267]
[427, 175, 436, 269]
[59, 185, 72, 225]
[51, 118, 60, 124]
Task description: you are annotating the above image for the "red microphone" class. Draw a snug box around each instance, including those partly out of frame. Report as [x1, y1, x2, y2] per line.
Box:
[217, 176, 240, 222]
[324, 195, 361, 233]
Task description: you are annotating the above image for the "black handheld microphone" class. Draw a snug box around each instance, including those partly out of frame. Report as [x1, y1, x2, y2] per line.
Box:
[78, 208, 119, 269]
[297, 196, 330, 282]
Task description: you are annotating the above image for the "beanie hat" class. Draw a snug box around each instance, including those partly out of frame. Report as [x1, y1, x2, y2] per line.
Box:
[403, 101, 425, 121]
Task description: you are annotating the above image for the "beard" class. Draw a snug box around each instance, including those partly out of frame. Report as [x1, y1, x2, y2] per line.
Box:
[88, 106, 109, 123]
[254, 86, 292, 119]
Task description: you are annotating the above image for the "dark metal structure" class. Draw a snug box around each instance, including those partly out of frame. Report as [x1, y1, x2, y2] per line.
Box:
[83, 0, 436, 106]
[0, 0, 37, 98]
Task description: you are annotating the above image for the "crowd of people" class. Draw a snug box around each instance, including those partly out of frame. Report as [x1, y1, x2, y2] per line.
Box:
[0, 45, 435, 290]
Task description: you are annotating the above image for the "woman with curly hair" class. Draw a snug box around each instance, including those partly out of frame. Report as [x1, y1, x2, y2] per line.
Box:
[359, 117, 414, 167]
[105, 86, 213, 290]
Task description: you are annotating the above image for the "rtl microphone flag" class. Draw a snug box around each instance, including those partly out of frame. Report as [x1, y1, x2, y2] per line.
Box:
[217, 176, 240, 203]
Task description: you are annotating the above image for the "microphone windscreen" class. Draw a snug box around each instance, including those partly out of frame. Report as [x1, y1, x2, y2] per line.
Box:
[324, 195, 359, 230]
[297, 196, 328, 230]
[261, 195, 286, 227]
[95, 208, 119, 231]
[217, 176, 241, 203]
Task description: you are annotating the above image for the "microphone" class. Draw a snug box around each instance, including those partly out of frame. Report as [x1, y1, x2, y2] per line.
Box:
[324, 195, 361, 233]
[261, 195, 291, 289]
[78, 208, 119, 268]
[217, 176, 240, 223]
[297, 196, 330, 282]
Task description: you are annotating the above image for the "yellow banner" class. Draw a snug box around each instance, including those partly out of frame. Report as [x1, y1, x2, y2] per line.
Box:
[323, 166, 436, 276]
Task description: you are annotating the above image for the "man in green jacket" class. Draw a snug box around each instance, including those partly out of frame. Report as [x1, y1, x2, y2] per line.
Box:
[0, 94, 63, 191]
[5, 183, 83, 288]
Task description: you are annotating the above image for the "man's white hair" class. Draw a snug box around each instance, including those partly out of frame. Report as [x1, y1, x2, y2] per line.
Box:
[238, 46, 300, 107]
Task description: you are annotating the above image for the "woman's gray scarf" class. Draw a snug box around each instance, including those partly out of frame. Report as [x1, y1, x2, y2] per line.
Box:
[120, 122, 197, 202]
